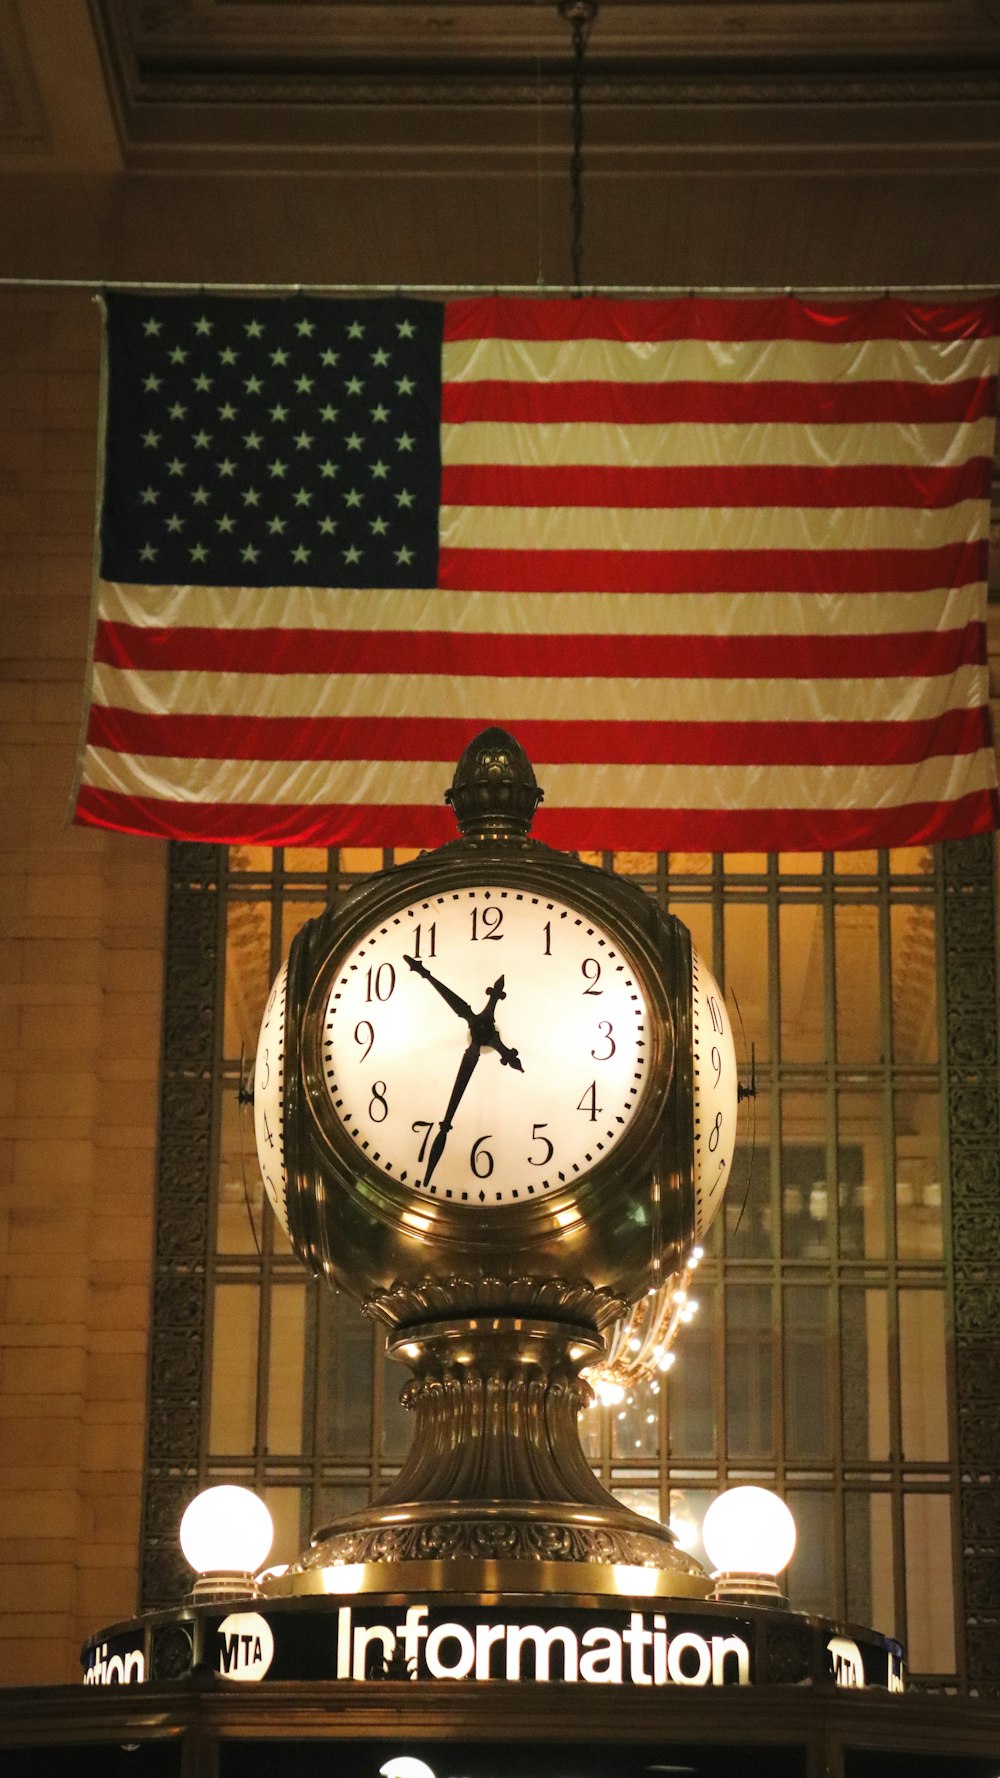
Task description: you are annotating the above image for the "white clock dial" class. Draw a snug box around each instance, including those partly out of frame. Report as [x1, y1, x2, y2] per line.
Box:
[691, 947, 739, 1239]
[254, 959, 290, 1233]
[320, 887, 653, 1206]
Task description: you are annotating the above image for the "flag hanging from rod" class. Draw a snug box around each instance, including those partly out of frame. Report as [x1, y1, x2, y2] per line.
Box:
[73, 291, 1000, 852]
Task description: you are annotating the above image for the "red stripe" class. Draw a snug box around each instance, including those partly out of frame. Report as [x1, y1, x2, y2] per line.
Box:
[92, 619, 987, 680]
[440, 541, 989, 595]
[440, 460, 992, 511]
[72, 785, 1000, 851]
[444, 295, 1000, 344]
[86, 705, 992, 767]
[441, 376, 997, 427]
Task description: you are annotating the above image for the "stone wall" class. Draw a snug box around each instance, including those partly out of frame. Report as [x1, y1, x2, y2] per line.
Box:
[0, 287, 165, 1684]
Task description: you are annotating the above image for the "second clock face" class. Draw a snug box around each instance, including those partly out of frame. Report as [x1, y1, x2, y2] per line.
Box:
[319, 885, 654, 1206]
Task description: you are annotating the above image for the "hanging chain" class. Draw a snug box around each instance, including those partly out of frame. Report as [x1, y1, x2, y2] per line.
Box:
[558, 0, 598, 291]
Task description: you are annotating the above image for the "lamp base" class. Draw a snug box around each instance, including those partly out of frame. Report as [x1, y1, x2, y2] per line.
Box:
[708, 1571, 790, 1608]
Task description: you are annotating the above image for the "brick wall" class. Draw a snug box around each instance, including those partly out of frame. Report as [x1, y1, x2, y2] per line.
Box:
[0, 288, 165, 1684]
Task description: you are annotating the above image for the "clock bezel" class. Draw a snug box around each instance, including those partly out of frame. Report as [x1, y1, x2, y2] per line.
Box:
[282, 838, 695, 1298]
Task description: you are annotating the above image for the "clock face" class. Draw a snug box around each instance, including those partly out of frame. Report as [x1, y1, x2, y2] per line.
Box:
[254, 959, 290, 1232]
[318, 886, 654, 1207]
[691, 949, 739, 1239]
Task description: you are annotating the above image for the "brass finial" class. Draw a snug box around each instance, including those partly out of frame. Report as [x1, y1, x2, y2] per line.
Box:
[445, 727, 545, 840]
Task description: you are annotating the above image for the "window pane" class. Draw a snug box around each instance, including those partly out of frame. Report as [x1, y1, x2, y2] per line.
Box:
[841, 1290, 890, 1464]
[779, 852, 822, 875]
[727, 1283, 774, 1459]
[845, 1491, 895, 1638]
[668, 1486, 716, 1572]
[612, 1486, 659, 1523]
[786, 1489, 836, 1617]
[262, 1485, 309, 1568]
[382, 1345, 413, 1461]
[224, 897, 272, 1060]
[726, 1087, 773, 1261]
[724, 853, 767, 875]
[671, 899, 713, 970]
[780, 900, 825, 1061]
[781, 1093, 828, 1261]
[284, 847, 327, 874]
[895, 1091, 943, 1259]
[904, 1493, 955, 1673]
[900, 1291, 949, 1463]
[216, 1084, 265, 1255]
[724, 901, 770, 1063]
[319, 1294, 373, 1458]
[209, 1283, 259, 1453]
[835, 902, 882, 1065]
[611, 1379, 660, 1460]
[785, 1286, 832, 1461]
[838, 1092, 886, 1260]
[667, 1284, 716, 1458]
[266, 1283, 308, 1456]
[282, 897, 327, 957]
[835, 850, 879, 876]
[891, 902, 938, 1065]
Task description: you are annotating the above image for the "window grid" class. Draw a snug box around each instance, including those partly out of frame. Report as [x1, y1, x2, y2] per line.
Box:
[200, 843, 956, 1683]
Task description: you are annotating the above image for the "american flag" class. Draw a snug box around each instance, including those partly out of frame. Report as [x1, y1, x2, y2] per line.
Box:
[73, 291, 1000, 851]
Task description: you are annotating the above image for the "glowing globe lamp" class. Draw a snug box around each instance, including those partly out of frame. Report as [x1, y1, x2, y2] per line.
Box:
[179, 1485, 274, 1601]
[702, 1486, 797, 1605]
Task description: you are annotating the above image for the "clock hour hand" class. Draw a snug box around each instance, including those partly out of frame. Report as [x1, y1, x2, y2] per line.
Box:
[422, 1039, 482, 1191]
[403, 955, 476, 1029]
[474, 975, 524, 1074]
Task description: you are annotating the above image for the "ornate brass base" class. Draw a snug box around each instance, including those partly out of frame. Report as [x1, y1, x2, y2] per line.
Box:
[287, 1313, 709, 1599]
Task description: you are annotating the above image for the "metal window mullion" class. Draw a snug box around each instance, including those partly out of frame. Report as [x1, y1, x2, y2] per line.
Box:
[769, 858, 785, 1488]
[199, 847, 232, 1487]
[824, 854, 848, 1618]
[878, 849, 908, 1656]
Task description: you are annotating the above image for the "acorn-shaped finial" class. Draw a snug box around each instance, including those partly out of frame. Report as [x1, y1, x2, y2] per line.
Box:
[445, 727, 544, 840]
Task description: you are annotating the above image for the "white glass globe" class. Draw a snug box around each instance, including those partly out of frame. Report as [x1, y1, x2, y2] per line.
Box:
[702, 1486, 797, 1578]
[179, 1486, 274, 1577]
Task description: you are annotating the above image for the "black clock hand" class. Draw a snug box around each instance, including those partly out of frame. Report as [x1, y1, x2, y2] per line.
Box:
[422, 1039, 482, 1190]
[403, 955, 476, 1028]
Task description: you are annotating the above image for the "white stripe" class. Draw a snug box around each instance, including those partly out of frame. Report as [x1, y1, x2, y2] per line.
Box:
[443, 335, 999, 387]
[81, 746, 998, 811]
[440, 419, 997, 470]
[440, 501, 986, 554]
[89, 661, 990, 725]
[97, 581, 984, 641]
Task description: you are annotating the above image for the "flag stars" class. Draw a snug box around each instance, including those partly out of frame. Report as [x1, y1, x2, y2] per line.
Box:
[320, 349, 339, 367]
[292, 544, 311, 564]
[345, 488, 364, 508]
[345, 432, 364, 452]
[140, 486, 159, 506]
[219, 346, 238, 367]
[294, 374, 314, 394]
[169, 346, 188, 366]
[244, 374, 264, 394]
[168, 402, 187, 421]
[395, 543, 415, 566]
[396, 432, 414, 452]
[345, 376, 364, 396]
[141, 430, 161, 449]
[242, 487, 261, 507]
[166, 513, 185, 533]
[344, 543, 362, 563]
[295, 319, 316, 338]
[370, 459, 389, 480]
[396, 318, 416, 339]
[244, 318, 265, 339]
[395, 488, 414, 508]
[143, 373, 162, 393]
[293, 487, 313, 508]
[369, 516, 389, 536]
[217, 513, 235, 534]
[194, 316, 213, 337]
[267, 515, 287, 535]
[318, 516, 337, 535]
[294, 430, 313, 451]
[192, 429, 212, 449]
[241, 542, 260, 564]
[167, 457, 187, 477]
[396, 375, 415, 395]
[142, 317, 163, 337]
[140, 542, 158, 562]
[217, 457, 237, 478]
[319, 404, 338, 423]
[271, 347, 290, 368]
[243, 431, 263, 451]
[371, 348, 390, 368]
[270, 403, 289, 423]
[190, 542, 209, 563]
[319, 459, 338, 479]
[268, 459, 287, 479]
[218, 402, 237, 421]
[191, 485, 210, 507]
[193, 373, 213, 393]
[370, 403, 389, 423]
[347, 321, 365, 340]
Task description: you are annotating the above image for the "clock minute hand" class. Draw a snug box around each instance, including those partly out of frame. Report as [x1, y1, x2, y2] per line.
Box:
[403, 954, 476, 1029]
[474, 975, 524, 1074]
[422, 1039, 482, 1191]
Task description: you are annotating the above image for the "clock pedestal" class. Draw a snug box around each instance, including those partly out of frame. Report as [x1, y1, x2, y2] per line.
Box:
[284, 1296, 707, 1597]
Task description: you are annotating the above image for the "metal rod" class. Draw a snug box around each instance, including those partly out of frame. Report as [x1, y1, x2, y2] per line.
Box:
[559, 0, 599, 291]
[0, 275, 995, 296]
